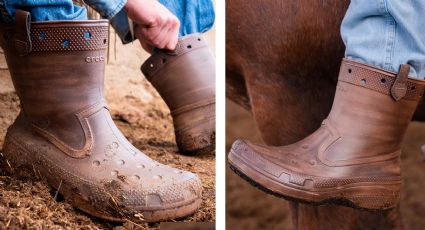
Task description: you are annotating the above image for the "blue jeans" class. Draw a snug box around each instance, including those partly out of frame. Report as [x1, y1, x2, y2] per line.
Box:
[159, 0, 214, 37]
[0, 0, 215, 43]
[342, 0, 425, 80]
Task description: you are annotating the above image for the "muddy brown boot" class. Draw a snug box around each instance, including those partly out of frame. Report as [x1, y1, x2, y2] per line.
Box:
[228, 59, 425, 210]
[141, 34, 215, 155]
[0, 10, 202, 222]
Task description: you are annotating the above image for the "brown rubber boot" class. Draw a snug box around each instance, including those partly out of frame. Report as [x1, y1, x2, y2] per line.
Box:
[141, 34, 215, 155]
[0, 11, 202, 222]
[228, 59, 425, 210]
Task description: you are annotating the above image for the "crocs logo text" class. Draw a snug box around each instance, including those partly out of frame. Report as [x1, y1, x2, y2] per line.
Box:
[85, 56, 105, 63]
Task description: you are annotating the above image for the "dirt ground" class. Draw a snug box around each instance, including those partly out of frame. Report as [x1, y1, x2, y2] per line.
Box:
[226, 100, 425, 230]
[0, 29, 215, 229]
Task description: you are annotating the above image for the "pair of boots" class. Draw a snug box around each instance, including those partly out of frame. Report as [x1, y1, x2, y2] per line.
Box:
[0, 11, 215, 222]
[229, 59, 425, 209]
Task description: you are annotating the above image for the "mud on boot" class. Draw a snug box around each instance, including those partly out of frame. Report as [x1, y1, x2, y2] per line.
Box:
[0, 10, 203, 222]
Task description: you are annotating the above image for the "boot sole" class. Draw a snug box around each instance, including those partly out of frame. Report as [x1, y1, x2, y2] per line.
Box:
[182, 140, 215, 156]
[2, 135, 202, 223]
[176, 124, 215, 155]
[228, 150, 400, 211]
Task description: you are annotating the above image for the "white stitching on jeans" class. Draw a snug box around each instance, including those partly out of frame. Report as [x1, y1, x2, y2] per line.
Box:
[382, 0, 396, 72]
[384, 16, 396, 71]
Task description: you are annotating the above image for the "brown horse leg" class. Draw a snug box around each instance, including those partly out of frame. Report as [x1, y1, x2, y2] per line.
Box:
[226, 52, 251, 110]
[413, 100, 425, 121]
[290, 203, 402, 230]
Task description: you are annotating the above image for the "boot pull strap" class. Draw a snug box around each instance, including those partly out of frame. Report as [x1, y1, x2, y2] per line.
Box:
[391, 64, 410, 101]
[14, 10, 32, 56]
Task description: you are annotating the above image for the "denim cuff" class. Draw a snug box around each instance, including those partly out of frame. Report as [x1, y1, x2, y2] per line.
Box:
[84, 0, 134, 44]
[84, 0, 126, 19]
[0, 1, 13, 23]
[110, 8, 135, 44]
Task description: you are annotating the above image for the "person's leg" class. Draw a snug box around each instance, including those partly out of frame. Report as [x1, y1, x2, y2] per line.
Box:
[342, 0, 425, 79]
[159, 0, 215, 37]
[0, 6, 203, 222]
[228, 0, 425, 210]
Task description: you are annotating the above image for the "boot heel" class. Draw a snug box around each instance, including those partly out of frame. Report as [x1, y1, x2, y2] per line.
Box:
[349, 195, 398, 210]
[347, 185, 400, 210]
[175, 126, 216, 155]
[2, 135, 36, 178]
[174, 104, 216, 155]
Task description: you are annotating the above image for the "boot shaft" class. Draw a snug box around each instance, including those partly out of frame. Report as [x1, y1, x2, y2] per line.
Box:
[324, 59, 425, 162]
[0, 10, 109, 155]
[0, 11, 109, 119]
[141, 33, 215, 111]
[141, 34, 216, 154]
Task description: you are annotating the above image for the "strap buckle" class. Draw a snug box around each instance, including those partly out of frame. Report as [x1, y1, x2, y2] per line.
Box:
[391, 64, 410, 101]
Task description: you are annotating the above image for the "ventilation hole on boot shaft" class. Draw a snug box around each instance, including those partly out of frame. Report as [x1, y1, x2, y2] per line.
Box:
[348, 68, 352, 74]
[187, 45, 192, 49]
[198, 38, 201, 41]
[380, 78, 387, 84]
[39, 32, 46, 41]
[411, 85, 417, 90]
[62, 39, 70, 48]
[83, 32, 91, 40]
[103, 38, 107, 44]
[360, 79, 367, 85]
[162, 58, 167, 63]
[92, 161, 100, 166]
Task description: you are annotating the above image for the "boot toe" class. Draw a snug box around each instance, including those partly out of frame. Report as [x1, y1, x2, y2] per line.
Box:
[116, 165, 203, 222]
[229, 140, 274, 180]
[229, 139, 276, 170]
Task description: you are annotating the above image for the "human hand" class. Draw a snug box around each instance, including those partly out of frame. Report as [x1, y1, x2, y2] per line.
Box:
[124, 0, 180, 53]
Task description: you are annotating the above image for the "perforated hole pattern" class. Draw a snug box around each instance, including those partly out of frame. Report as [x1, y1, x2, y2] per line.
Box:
[340, 61, 425, 100]
[141, 34, 208, 80]
[31, 26, 109, 52]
